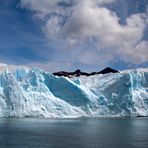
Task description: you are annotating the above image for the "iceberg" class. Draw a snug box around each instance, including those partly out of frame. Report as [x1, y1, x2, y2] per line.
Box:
[0, 64, 148, 118]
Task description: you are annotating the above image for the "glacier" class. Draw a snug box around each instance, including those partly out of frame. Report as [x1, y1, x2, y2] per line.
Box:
[0, 64, 148, 118]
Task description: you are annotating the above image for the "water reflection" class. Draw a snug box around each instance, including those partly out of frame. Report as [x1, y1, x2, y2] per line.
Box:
[0, 118, 148, 148]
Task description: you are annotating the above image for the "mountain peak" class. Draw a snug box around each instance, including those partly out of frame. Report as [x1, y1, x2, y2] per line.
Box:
[53, 67, 119, 77]
[97, 67, 119, 74]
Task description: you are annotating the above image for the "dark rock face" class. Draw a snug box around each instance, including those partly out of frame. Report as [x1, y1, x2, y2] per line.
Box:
[53, 67, 119, 77]
[97, 67, 119, 74]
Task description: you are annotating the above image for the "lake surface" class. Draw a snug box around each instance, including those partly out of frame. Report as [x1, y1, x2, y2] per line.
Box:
[0, 118, 148, 148]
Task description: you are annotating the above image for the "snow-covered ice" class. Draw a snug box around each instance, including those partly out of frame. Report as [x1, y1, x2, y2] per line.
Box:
[0, 64, 148, 118]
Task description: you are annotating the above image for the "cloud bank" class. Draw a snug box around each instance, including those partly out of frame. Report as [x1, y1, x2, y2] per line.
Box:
[19, 0, 148, 70]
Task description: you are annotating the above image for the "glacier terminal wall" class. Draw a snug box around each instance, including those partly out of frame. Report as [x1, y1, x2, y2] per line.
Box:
[0, 66, 147, 118]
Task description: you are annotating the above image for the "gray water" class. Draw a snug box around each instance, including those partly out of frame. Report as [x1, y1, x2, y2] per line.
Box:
[0, 118, 148, 148]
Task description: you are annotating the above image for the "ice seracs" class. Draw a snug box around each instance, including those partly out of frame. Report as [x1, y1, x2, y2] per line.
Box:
[0, 64, 148, 118]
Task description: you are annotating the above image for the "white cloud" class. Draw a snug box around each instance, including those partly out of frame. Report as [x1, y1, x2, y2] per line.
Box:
[122, 41, 148, 64]
[20, 0, 58, 13]
[19, 0, 148, 67]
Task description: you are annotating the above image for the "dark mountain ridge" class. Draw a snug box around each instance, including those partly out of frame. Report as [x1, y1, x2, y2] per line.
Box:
[53, 67, 119, 77]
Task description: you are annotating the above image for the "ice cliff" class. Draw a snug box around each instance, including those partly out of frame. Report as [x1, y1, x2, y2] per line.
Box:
[0, 64, 148, 118]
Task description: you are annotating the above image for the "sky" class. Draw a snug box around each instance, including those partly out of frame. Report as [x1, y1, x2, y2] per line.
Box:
[0, 0, 148, 72]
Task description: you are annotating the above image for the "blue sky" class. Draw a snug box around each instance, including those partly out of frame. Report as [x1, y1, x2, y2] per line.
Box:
[0, 0, 147, 72]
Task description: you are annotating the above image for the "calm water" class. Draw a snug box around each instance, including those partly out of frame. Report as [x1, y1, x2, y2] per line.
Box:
[0, 118, 148, 148]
